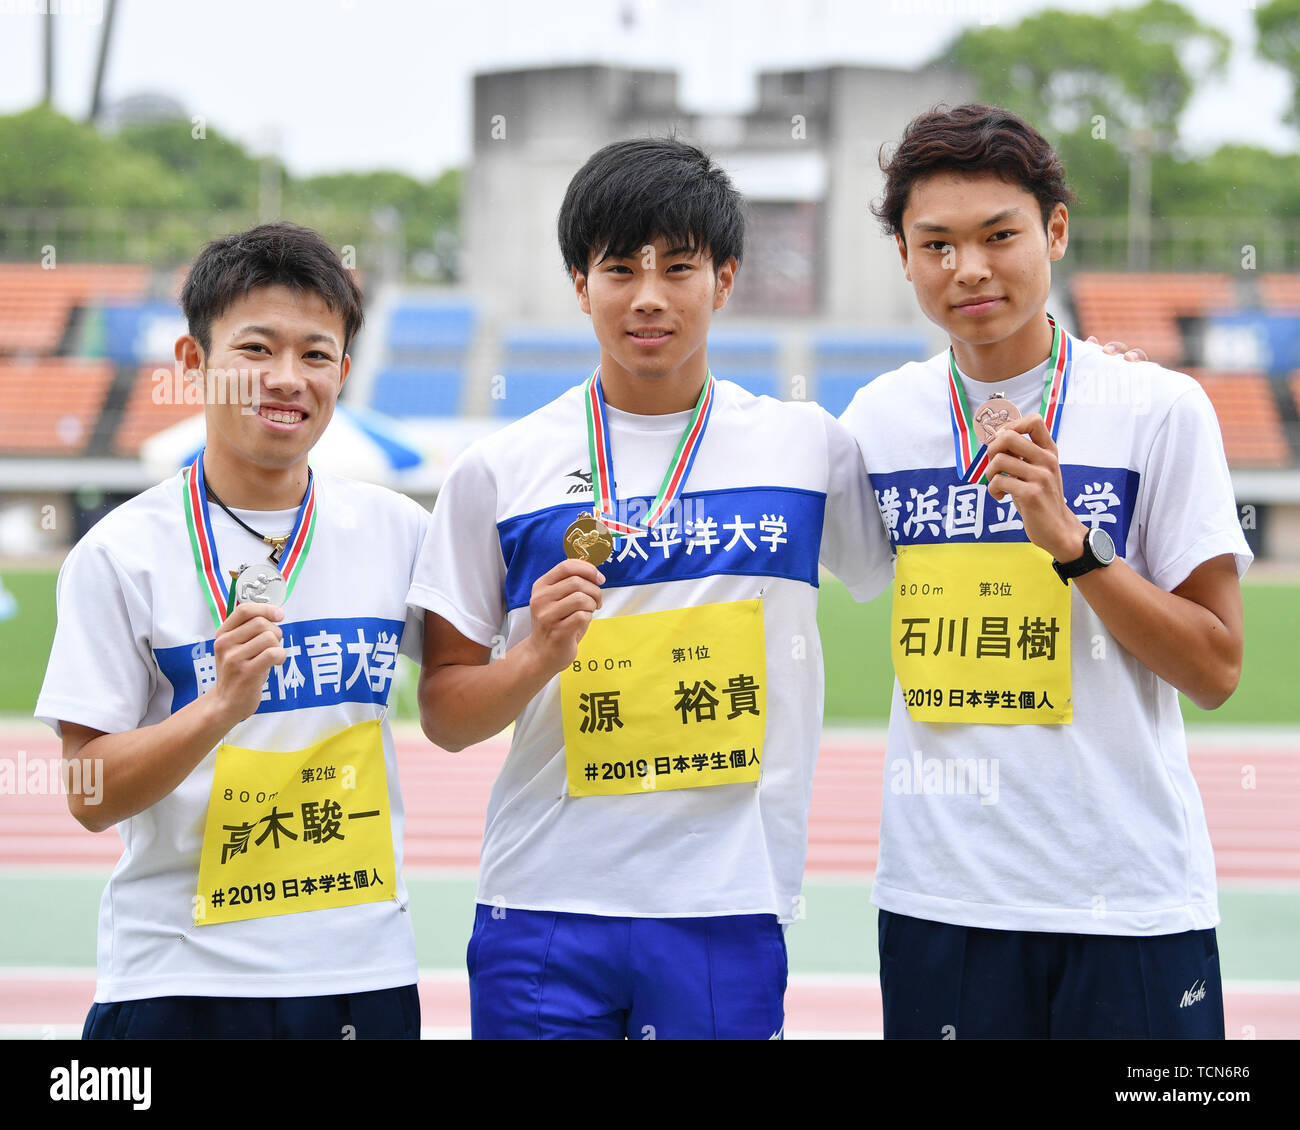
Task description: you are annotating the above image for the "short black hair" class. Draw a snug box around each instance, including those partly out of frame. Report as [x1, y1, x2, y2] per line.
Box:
[873, 103, 1076, 242]
[180, 221, 365, 357]
[558, 136, 745, 275]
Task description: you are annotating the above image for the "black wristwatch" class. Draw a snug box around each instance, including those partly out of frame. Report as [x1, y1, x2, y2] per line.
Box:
[1052, 527, 1116, 584]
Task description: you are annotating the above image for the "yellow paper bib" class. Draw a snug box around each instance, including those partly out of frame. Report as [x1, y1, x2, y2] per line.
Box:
[892, 543, 1071, 724]
[194, 718, 397, 925]
[560, 599, 766, 796]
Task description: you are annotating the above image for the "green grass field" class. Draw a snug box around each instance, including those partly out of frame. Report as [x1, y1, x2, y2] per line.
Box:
[2, 566, 1297, 724]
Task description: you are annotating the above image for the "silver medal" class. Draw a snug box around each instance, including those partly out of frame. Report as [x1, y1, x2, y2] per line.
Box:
[234, 562, 287, 607]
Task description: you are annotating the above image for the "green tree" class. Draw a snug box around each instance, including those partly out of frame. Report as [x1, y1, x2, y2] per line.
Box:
[938, 1, 1230, 216]
[115, 119, 264, 212]
[942, 0, 1228, 138]
[284, 167, 460, 280]
[1156, 144, 1300, 218]
[1256, 0, 1300, 127]
[0, 104, 176, 209]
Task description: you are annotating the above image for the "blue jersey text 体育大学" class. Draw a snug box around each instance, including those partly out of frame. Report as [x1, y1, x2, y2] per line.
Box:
[156, 615, 406, 715]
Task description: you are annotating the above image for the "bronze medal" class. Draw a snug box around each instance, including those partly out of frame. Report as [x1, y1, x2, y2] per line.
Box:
[563, 513, 615, 566]
[973, 392, 1020, 445]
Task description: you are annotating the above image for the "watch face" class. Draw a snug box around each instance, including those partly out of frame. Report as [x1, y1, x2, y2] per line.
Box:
[1087, 527, 1116, 565]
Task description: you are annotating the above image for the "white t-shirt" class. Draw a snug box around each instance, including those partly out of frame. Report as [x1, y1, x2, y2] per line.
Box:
[408, 379, 891, 922]
[840, 335, 1253, 935]
[36, 470, 428, 1001]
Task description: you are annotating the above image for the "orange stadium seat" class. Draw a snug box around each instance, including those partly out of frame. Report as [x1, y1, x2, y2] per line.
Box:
[0, 359, 114, 454]
[1071, 273, 1235, 366]
[1260, 274, 1300, 312]
[1183, 369, 1290, 469]
[0, 264, 149, 355]
[113, 364, 204, 456]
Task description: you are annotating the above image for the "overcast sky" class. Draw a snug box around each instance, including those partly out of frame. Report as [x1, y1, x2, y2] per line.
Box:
[0, 0, 1291, 179]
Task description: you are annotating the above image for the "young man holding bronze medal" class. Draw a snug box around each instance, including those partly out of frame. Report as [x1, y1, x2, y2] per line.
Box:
[408, 137, 893, 1039]
[36, 223, 428, 1039]
[840, 105, 1252, 1039]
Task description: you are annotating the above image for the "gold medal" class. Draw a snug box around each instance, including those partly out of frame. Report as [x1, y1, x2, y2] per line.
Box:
[563, 512, 615, 566]
[973, 392, 1020, 445]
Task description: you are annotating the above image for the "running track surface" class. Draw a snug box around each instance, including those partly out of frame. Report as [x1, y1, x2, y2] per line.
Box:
[3, 726, 1298, 1038]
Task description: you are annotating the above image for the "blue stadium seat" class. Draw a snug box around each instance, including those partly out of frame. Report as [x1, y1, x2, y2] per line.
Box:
[812, 331, 927, 366]
[387, 302, 476, 359]
[371, 366, 465, 418]
[811, 331, 928, 416]
[493, 369, 586, 417]
[501, 329, 597, 372]
[101, 301, 185, 363]
[814, 371, 893, 417]
[712, 369, 783, 399]
[707, 331, 781, 369]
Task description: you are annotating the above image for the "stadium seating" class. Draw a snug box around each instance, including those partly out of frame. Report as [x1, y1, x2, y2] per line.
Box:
[491, 368, 586, 418]
[706, 331, 783, 399]
[100, 301, 186, 364]
[1184, 369, 1290, 469]
[1070, 272, 1234, 366]
[0, 360, 114, 454]
[811, 330, 928, 416]
[1260, 274, 1300, 313]
[0, 264, 149, 356]
[112, 364, 204, 457]
[493, 329, 595, 419]
[371, 366, 465, 418]
[386, 300, 476, 362]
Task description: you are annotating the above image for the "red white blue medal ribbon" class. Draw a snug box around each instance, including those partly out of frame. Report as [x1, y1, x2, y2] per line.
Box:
[182, 450, 317, 631]
[584, 367, 714, 538]
[947, 312, 1071, 485]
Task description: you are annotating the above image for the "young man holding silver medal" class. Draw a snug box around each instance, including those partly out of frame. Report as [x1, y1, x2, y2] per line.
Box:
[37, 223, 428, 1039]
[839, 105, 1251, 1039]
[408, 137, 893, 1039]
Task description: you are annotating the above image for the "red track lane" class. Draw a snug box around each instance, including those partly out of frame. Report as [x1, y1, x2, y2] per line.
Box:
[2, 732, 1299, 880]
[2, 973, 1296, 1039]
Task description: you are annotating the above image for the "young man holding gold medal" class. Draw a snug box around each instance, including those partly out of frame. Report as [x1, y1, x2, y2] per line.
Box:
[408, 137, 892, 1039]
[840, 105, 1251, 1039]
[36, 223, 428, 1039]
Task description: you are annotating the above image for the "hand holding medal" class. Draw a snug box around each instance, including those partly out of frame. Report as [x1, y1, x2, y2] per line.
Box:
[524, 558, 605, 677]
[948, 313, 1087, 562]
[532, 366, 715, 677]
[209, 599, 288, 727]
[972, 392, 1019, 445]
[563, 511, 615, 566]
[984, 414, 1088, 563]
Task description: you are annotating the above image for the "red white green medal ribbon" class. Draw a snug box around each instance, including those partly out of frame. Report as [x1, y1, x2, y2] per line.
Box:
[584, 367, 715, 538]
[947, 312, 1071, 485]
[182, 450, 317, 631]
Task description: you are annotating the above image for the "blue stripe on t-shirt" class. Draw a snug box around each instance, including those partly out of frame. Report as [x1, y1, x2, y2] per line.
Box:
[156, 615, 406, 714]
[870, 465, 1139, 553]
[498, 486, 826, 613]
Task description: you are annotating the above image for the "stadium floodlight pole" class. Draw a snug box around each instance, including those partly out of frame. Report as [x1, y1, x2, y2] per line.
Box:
[87, 0, 121, 125]
[258, 124, 282, 222]
[41, 9, 53, 105]
[1126, 126, 1155, 273]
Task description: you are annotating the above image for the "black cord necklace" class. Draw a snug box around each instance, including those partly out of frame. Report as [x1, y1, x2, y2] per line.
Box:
[205, 482, 291, 566]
